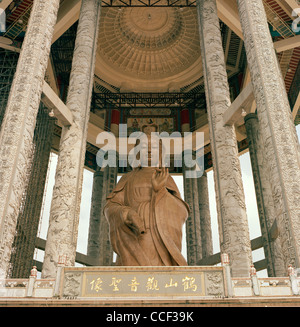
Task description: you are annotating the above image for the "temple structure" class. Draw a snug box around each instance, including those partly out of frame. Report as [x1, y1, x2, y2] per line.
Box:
[0, 0, 299, 306]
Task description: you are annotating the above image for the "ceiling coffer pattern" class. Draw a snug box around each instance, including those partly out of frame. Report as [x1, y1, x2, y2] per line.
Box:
[97, 7, 201, 79]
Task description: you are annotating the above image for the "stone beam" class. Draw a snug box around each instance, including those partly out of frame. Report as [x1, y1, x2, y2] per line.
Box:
[41, 81, 73, 126]
[0, 0, 12, 10]
[36, 237, 99, 266]
[216, 0, 243, 39]
[223, 83, 255, 126]
[0, 37, 21, 53]
[197, 236, 264, 267]
[223, 80, 299, 128]
[274, 35, 300, 53]
[45, 55, 59, 95]
[274, 0, 297, 19]
[0, 42, 20, 53]
[52, 0, 81, 44]
[284, 0, 300, 16]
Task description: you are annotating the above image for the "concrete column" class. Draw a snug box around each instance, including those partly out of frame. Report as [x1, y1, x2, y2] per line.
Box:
[183, 164, 202, 266]
[42, 0, 102, 278]
[87, 164, 117, 266]
[245, 113, 286, 277]
[237, 0, 300, 269]
[0, 0, 60, 276]
[181, 109, 202, 266]
[197, 171, 213, 258]
[184, 166, 213, 264]
[87, 168, 104, 262]
[197, 0, 252, 277]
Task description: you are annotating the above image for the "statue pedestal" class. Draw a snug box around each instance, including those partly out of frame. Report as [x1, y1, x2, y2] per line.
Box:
[1, 265, 299, 306]
[58, 266, 228, 300]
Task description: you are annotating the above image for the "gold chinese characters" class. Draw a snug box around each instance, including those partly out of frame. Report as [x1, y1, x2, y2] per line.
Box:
[89, 275, 199, 293]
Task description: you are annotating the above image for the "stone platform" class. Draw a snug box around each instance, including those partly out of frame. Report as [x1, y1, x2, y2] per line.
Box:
[1, 296, 300, 307]
[0, 265, 299, 307]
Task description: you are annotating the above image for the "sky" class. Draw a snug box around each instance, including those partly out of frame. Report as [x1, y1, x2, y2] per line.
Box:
[35, 124, 300, 277]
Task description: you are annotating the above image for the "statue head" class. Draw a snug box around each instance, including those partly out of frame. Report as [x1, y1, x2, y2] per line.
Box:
[130, 123, 165, 168]
[139, 133, 162, 167]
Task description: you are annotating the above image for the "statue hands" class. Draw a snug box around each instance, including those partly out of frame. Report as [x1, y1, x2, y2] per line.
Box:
[123, 208, 145, 236]
[151, 167, 169, 192]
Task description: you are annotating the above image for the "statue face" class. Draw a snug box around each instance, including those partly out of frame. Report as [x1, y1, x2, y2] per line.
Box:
[140, 134, 160, 167]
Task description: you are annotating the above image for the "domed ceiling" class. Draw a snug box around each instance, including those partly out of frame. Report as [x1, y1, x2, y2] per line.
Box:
[95, 7, 203, 92]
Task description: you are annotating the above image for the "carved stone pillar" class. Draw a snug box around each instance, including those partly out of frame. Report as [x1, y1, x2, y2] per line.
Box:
[183, 167, 213, 264]
[181, 109, 202, 266]
[245, 113, 286, 277]
[183, 164, 202, 266]
[237, 0, 300, 269]
[0, 0, 60, 276]
[42, 0, 102, 278]
[87, 163, 117, 266]
[197, 171, 213, 259]
[9, 105, 55, 278]
[99, 164, 118, 265]
[196, 0, 252, 277]
[87, 168, 104, 262]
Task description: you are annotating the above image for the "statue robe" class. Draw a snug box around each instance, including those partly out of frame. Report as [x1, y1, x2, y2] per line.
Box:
[104, 168, 189, 266]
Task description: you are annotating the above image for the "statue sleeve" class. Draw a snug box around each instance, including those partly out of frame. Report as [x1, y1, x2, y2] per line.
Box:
[104, 174, 144, 237]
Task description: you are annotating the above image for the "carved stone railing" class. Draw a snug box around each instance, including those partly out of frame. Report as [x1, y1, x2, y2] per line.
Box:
[0, 265, 55, 298]
[0, 278, 55, 298]
[232, 277, 300, 297]
[232, 265, 300, 297]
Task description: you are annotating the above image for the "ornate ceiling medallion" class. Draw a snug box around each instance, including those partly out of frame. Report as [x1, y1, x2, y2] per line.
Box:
[96, 7, 202, 89]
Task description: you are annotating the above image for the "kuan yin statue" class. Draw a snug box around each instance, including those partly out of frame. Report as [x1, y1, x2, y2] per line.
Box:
[104, 126, 189, 266]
